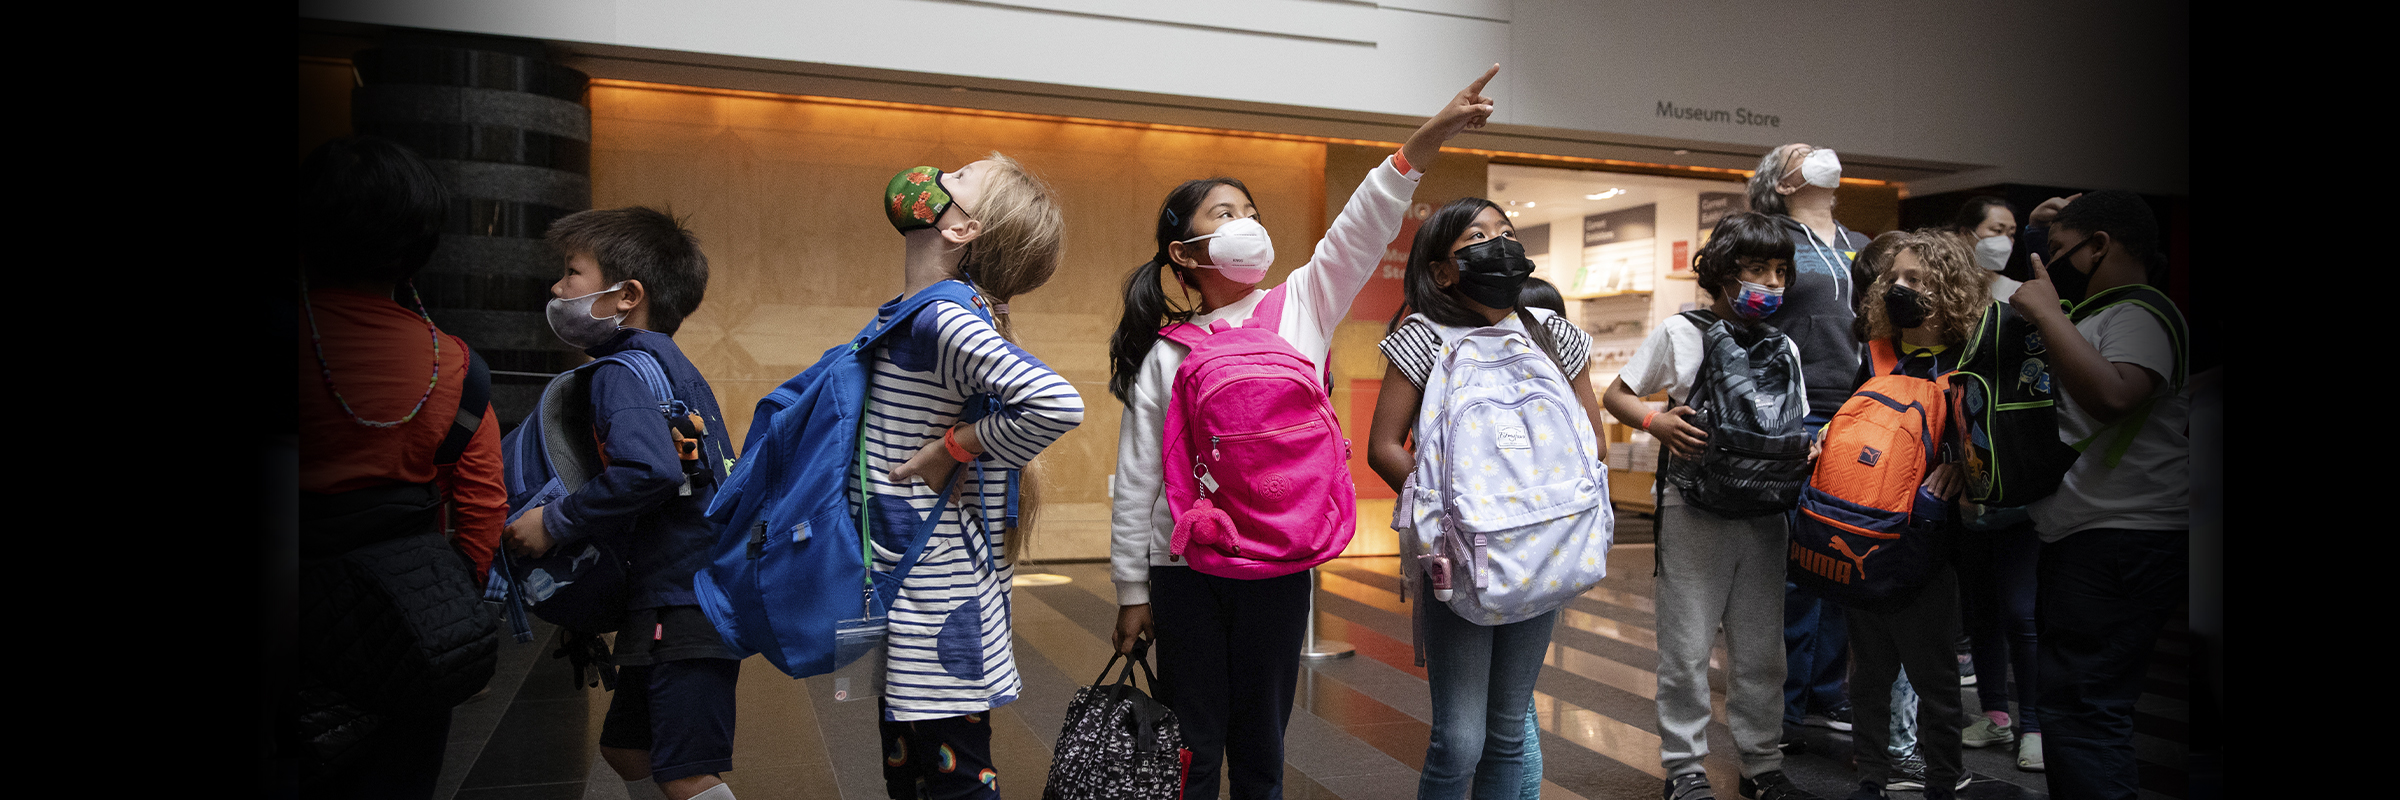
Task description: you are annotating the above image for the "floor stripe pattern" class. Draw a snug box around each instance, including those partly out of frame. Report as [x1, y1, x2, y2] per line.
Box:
[435, 519, 2194, 800]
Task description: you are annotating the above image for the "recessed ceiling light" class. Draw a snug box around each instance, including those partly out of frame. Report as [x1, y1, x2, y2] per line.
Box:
[1523, 201, 1536, 207]
[1672, 149, 1690, 155]
[1505, 210, 1522, 218]
[1584, 188, 1625, 200]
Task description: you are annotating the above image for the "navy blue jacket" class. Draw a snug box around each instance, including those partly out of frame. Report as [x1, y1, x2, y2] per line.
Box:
[1765, 215, 1874, 418]
[541, 328, 732, 609]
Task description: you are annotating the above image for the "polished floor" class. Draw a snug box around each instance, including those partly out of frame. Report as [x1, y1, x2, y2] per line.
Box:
[435, 517, 2196, 800]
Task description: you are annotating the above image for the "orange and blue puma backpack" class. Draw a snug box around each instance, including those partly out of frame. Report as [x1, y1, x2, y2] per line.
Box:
[1787, 338, 1952, 607]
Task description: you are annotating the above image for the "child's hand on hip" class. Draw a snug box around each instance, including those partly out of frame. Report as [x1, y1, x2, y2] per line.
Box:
[889, 438, 962, 498]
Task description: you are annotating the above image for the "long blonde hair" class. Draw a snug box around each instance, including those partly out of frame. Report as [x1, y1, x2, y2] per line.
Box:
[1858, 229, 1991, 347]
[957, 152, 1064, 345]
[953, 152, 1063, 565]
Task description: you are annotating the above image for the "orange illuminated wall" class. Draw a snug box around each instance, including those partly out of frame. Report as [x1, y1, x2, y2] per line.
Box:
[584, 80, 1330, 561]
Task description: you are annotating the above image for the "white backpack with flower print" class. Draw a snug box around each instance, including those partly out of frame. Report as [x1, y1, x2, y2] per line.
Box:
[1401, 311, 1613, 625]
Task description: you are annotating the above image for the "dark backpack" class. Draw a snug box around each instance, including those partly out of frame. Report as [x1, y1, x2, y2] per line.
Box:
[1660, 310, 1813, 518]
[493, 349, 720, 637]
[1950, 285, 2189, 507]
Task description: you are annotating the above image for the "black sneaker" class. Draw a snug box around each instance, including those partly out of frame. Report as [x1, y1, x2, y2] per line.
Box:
[1885, 749, 1929, 791]
[1665, 772, 1717, 800]
[1886, 750, 1971, 793]
[1739, 770, 1825, 800]
[1802, 703, 1854, 732]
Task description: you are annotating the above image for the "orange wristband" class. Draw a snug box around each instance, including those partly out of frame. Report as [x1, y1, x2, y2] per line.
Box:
[1642, 410, 1660, 431]
[944, 426, 977, 462]
[1391, 151, 1416, 177]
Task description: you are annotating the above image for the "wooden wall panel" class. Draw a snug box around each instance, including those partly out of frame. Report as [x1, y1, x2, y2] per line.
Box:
[586, 83, 1327, 561]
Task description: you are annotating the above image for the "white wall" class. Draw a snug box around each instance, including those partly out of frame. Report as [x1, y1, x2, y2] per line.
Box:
[300, 0, 2187, 194]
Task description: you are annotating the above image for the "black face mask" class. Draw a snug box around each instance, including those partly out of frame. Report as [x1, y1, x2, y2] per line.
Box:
[2045, 234, 2099, 305]
[1452, 236, 1535, 309]
[1884, 283, 1929, 330]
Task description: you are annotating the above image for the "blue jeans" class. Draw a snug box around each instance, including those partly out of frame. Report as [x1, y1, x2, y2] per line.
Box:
[1420, 597, 1558, 800]
[1784, 414, 1850, 725]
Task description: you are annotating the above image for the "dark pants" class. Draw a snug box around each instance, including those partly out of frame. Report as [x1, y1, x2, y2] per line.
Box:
[2037, 528, 2187, 800]
[599, 658, 742, 783]
[1960, 518, 2043, 731]
[1848, 565, 1964, 797]
[1150, 565, 1311, 800]
[880, 705, 1000, 800]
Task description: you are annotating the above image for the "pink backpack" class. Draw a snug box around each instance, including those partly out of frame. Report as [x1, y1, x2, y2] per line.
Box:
[1159, 286, 1357, 579]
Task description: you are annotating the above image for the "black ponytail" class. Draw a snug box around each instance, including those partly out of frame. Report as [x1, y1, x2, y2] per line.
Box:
[1108, 177, 1252, 404]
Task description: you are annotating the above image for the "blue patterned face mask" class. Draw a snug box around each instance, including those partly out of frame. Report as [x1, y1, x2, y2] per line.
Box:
[1731, 280, 1784, 320]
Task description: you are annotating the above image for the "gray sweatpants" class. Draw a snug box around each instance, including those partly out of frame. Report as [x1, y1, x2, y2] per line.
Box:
[1654, 502, 1788, 779]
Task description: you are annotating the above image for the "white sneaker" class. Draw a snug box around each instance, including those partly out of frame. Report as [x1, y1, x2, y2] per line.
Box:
[2017, 732, 2046, 772]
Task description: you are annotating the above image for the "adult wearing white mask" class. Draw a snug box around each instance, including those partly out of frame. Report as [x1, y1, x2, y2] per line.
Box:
[1949, 195, 2023, 301]
[1747, 143, 1874, 753]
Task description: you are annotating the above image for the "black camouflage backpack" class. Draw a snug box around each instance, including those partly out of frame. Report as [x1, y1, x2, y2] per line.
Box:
[1660, 310, 1814, 518]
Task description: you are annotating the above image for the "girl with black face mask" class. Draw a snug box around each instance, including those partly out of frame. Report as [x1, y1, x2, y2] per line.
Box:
[1365, 196, 1608, 800]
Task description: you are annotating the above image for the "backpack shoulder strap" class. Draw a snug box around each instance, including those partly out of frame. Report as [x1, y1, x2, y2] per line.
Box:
[2063, 284, 2188, 467]
[435, 347, 490, 465]
[595, 350, 678, 407]
[1867, 337, 1900, 376]
[1242, 285, 1289, 334]
[1961, 301, 2001, 356]
[858, 281, 990, 355]
[2069, 284, 2188, 386]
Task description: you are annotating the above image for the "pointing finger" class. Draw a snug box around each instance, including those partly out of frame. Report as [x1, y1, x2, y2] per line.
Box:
[1464, 63, 1500, 97]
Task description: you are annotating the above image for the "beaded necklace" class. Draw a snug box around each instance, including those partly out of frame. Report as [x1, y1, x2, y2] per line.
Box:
[302, 274, 441, 428]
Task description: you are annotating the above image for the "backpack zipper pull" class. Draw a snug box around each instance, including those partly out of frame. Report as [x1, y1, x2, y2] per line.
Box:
[1211, 435, 1221, 461]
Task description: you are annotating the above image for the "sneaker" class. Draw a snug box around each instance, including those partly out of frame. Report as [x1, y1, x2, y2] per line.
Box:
[1666, 772, 1717, 800]
[1961, 716, 2014, 748]
[1739, 770, 1826, 800]
[2016, 732, 2046, 772]
[1884, 748, 1971, 792]
[1802, 703, 1854, 732]
[1885, 750, 1929, 791]
[1957, 652, 1977, 686]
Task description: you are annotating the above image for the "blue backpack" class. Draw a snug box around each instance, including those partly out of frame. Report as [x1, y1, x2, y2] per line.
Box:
[490, 349, 720, 641]
[696, 281, 1013, 680]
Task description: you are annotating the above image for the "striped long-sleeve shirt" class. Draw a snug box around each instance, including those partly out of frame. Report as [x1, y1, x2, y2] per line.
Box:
[848, 283, 1083, 721]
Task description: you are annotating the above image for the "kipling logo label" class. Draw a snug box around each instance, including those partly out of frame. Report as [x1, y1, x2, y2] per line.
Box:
[1857, 445, 1882, 466]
